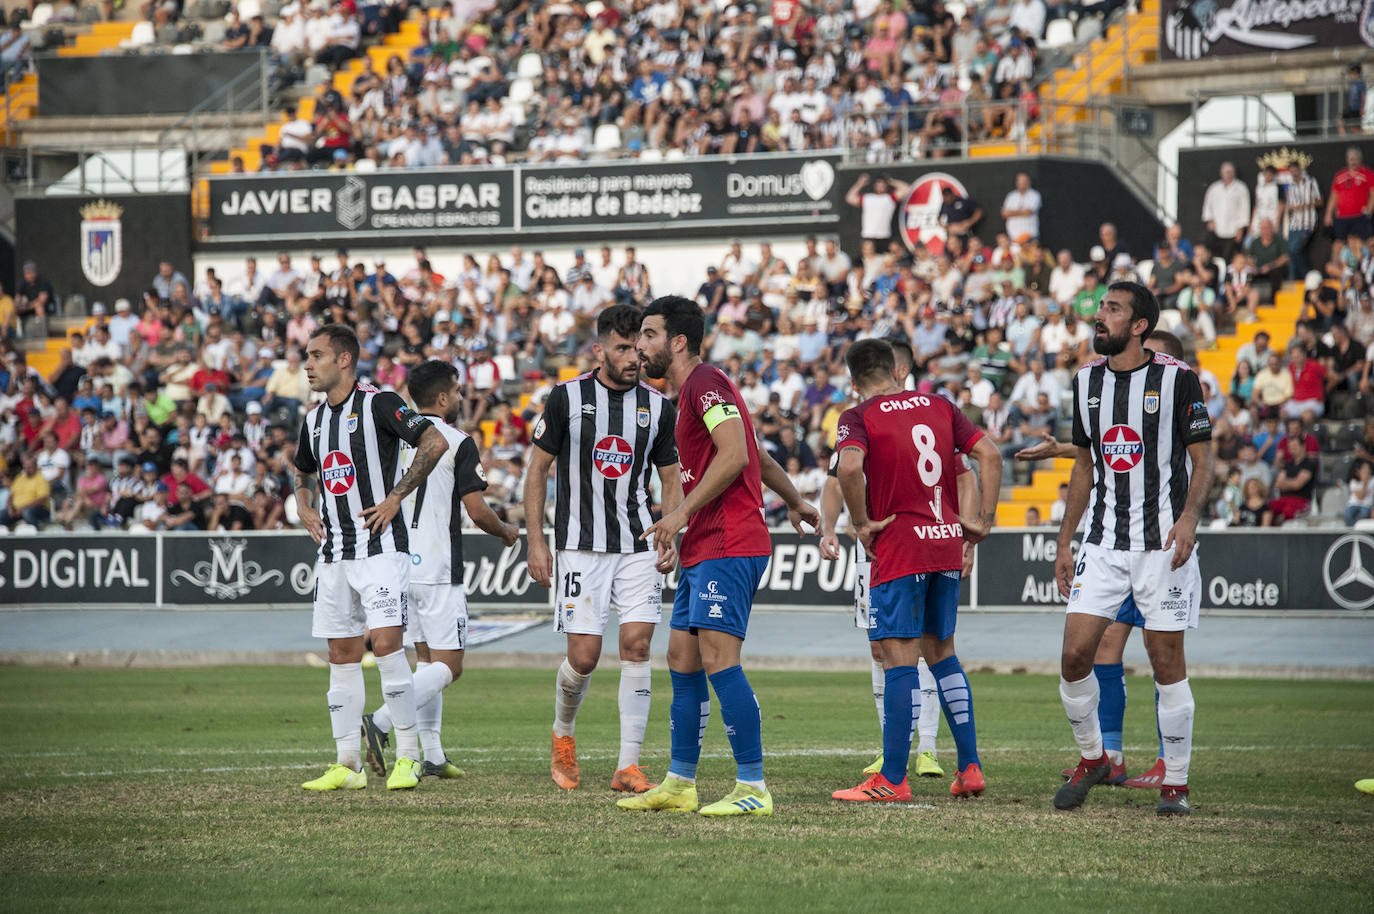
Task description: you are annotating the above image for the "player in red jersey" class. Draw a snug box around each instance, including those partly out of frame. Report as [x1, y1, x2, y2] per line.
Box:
[618, 295, 819, 818]
[830, 339, 1001, 804]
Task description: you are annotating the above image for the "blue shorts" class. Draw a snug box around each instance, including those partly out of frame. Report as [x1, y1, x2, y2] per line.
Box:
[868, 570, 961, 642]
[1114, 595, 1145, 628]
[671, 556, 770, 640]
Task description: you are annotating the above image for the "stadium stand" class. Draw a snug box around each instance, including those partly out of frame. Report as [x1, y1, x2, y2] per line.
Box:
[1, 0, 1371, 541]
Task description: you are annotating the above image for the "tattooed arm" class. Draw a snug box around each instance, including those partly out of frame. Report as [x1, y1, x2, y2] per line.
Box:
[359, 425, 447, 534]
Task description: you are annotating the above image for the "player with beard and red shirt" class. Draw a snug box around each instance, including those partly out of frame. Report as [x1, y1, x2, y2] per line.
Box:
[618, 295, 819, 818]
[830, 338, 1001, 804]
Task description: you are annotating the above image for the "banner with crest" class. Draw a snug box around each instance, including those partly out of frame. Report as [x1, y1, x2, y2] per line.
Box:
[1161, 0, 1374, 61]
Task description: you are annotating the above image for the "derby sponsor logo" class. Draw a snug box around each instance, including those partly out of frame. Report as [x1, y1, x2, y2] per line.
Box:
[900, 172, 968, 256]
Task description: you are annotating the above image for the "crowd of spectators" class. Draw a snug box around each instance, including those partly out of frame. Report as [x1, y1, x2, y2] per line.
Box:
[201, 0, 1122, 172]
[4, 131, 1374, 534]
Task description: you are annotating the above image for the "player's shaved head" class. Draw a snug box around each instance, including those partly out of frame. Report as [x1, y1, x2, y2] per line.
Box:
[845, 338, 897, 390]
[1146, 329, 1184, 359]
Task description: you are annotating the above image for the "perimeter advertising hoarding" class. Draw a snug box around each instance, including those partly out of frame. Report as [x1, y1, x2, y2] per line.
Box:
[204, 154, 840, 244]
[4, 531, 1364, 612]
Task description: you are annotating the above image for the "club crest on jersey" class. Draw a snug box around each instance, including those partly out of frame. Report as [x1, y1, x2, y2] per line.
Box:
[346, 413, 359, 433]
[1144, 391, 1160, 415]
[321, 451, 356, 495]
[637, 406, 651, 428]
[592, 435, 634, 478]
[1101, 424, 1144, 472]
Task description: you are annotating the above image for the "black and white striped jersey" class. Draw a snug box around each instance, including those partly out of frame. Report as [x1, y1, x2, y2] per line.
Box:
[1071, 351, 1212, 551]
[530, 369, 677, 553]
[294, 383, 434, 563]
[401, 420, 486, 586]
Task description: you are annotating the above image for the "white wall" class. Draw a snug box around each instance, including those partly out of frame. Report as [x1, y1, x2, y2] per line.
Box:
[195, 235, 821, 301]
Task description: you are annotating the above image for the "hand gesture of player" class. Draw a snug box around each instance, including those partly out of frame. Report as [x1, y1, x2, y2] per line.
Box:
[1055, 547, 1075, 598]
[1164, 512, 1199, 571]
[857, 514, 896, 556]
[962, 509, 993, 545]
[526, 536, 553, 588]
[359, 492, 403, 535]
[651, 531, 678, 573]
[297, 499, 325, 545]
[1013, 433, 1063, 462]
[499, 522, 520, 549]
[962, 541, 974, 579]
[788, 500, 821, 536]
[641, 507, 688, 551]
[819, 531, 841, 561]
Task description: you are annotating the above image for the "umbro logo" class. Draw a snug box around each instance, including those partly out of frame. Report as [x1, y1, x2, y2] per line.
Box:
[582, 404, 597, 415]
[1088, 397, 1100, 407]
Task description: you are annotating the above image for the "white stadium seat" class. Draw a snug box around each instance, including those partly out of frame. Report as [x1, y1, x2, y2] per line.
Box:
[593, 123, 621, 152]
[516, 53, 543, 81]
[1043, 18, 1075, 48]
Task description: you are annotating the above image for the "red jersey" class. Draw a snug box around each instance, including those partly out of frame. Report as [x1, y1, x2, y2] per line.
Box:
[1331, 166, 1374, 218]
[676, 362, 771, 567]
[836, 391, 983, 586]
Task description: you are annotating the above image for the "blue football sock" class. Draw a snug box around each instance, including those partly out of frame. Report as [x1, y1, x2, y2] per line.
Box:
[708, 666, 764, 783]
[1094, 662, 1126, 755]
[931, 655, 980, 771]
[880, 665, 919, 785]
[1155, 686, 1164, 759]
[668, 669, 709, 780]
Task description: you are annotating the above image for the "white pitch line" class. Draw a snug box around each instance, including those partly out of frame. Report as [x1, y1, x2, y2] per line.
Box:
[11, 744, 1374, 779]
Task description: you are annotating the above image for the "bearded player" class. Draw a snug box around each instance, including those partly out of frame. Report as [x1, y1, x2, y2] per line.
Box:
[618, 295, 819, 817]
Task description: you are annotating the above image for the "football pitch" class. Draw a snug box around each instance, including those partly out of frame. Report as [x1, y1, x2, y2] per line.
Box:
[2, 666, 1371, 913]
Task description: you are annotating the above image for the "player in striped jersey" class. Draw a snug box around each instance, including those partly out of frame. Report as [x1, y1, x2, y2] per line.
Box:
[1052, 284, 1213, 817]
[524, 305, 683, 793]
[1016, 329, 1187, 789]
[293, 325, 450, 792]
[360, 360, 519, 782]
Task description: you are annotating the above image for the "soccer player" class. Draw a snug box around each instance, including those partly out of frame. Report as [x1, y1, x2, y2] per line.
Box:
[1014, 329, 1186, 789]
[818, 347, 979, 783]
[523, 304, 683, 793]
[830, 339, 1002, 803]
[360, 360, 520, 781]
[618, 295, 820, 817]
[293, 325, 450, 791]
[1052, 283, 1213, 817]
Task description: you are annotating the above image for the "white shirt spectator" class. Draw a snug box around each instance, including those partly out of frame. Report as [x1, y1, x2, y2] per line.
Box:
[770, 370, 806, 414]
[1002, 187, 1043, 242]
[995, 49, 1033, 85]
[554, 129, 585, 162]
[305, 10, 333, 53]
[859, 191, 898, 240]
[109, 310, 140, 353]
[279, 115, 313, 154]
[270, 14, 306, 56]
[228, 266, 266, 304]
[538, 305, 575, 341]
[1050, 261, 1086, 304]
[968, 375, 996, 409]
[215, 469, 252, 497]
[1009, 369, 1063, 412]
[85, 335, 122, 364]
[1202, 177, 1251, 239]
[1008, 0, 1046, 38]
[571, 282, 611, 317]
[203, 337, 234, 371]
[721, 251, 758, 287]
[36, 446, 70, 485]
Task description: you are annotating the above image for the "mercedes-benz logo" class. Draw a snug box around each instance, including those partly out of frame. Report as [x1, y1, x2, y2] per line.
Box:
[1322, 533, 1374, 611]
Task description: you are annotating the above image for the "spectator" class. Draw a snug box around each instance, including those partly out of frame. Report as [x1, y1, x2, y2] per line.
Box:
[4, 453, 50, 528]
[1202, 162, 1251, 261]
[1269, 438, 1316, 523]
[1000, 171, 1042, 244]
[1338, 63, 1367, 136]
[1284, 158, 1323, 281]
[939, 184, 984, 241]
[152, 261, 190, 301]
[15, 261, 55, 322]
[1325, 146, 1374, 241]
[846, 173, 910, 249]
[1247, 218, 1289, 312]
[1285, 345, 1326, 420]
[1235, 477, 1274, 527]
[1252, 351, 1294, 414]
[1346, 460, 1374, 526]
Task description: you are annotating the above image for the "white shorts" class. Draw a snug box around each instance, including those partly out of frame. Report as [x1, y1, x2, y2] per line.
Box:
[555, 549, 663, 636]
[854, 555, 874, 630]
[312, 552, 411, 639]
[407, 582, 469, 651]
[1067, 542, 1201, 632]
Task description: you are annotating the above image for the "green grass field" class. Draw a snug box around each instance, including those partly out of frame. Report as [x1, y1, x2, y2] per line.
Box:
[1, 666, 1371, 913]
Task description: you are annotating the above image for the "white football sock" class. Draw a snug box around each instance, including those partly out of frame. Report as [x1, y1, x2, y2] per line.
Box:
[871, 658, 885, 733]
[916, 657, 939, 756]
[1156, 678, 1195, 786]
[553, 658, 592, 738]
[1060, 673, 1104, 760]
[327, 661, 364, 771]
[375, 649, 419, 761]
[414, 661, 446, 764]
[617, 659, 652, 770]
